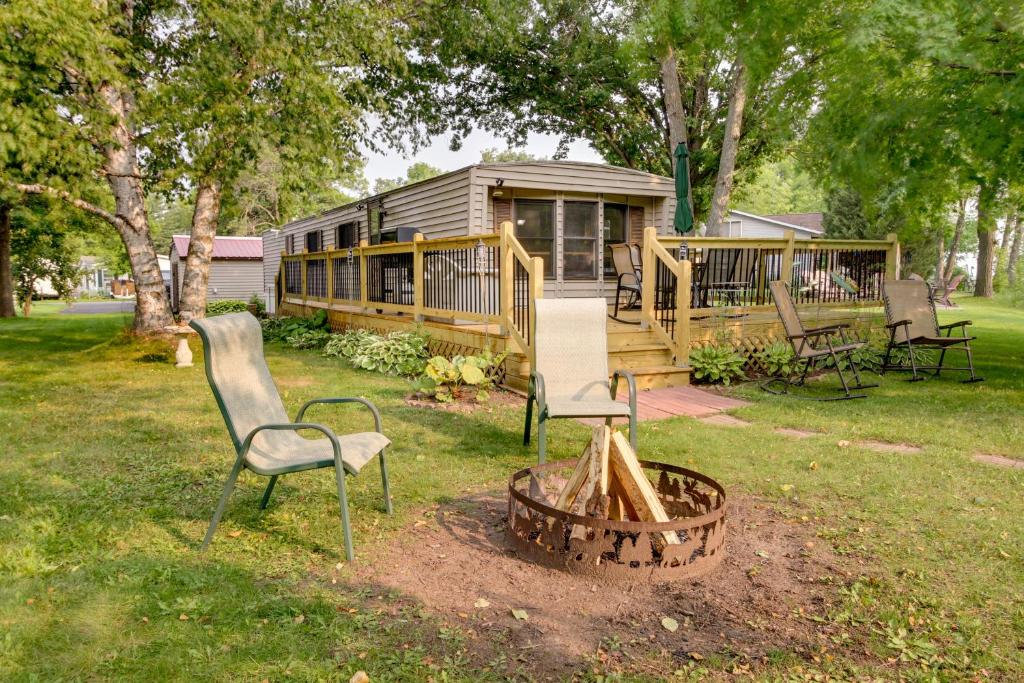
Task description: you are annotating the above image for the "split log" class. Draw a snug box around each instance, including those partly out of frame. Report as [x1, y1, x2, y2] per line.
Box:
[608, 432, 680, 545]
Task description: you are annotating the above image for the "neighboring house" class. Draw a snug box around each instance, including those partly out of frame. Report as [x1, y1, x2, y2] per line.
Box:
[76, 256, 109, 296]
[169, 235, 263, 310]
[719, 210, 824, 239]
[263, 160, 681, 312]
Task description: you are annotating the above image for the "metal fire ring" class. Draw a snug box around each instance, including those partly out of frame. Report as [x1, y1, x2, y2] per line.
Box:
[507, 459, 727, 582]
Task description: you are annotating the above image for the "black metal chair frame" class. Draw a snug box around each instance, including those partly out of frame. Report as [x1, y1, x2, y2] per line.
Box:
[881, 319, 983, 383]
[610, 242, 643, 324]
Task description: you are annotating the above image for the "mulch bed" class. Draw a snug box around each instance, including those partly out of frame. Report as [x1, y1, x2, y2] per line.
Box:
[352, 493, 868, 679]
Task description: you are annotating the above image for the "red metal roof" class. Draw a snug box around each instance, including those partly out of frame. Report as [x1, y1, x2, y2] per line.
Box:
[171, 235, 263, 260]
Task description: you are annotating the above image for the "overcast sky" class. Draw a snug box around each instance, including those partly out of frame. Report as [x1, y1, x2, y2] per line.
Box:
[361, 128, 604, 182]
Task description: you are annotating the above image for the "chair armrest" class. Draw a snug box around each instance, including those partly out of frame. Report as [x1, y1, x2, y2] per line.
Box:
[529, 372, 547, 411]
[610, 369, 637, 403]
[938, 320, 972, 330]
[239, 422, 340, 460]
[788, 325, 843, 341]
[805, 323, 849, 334]
[885, 319, 912, 330]
[295, 397, 384, 433]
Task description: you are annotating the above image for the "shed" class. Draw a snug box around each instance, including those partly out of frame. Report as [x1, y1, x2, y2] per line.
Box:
[169, 235, 264, 311]
[264, 161, 679, 301]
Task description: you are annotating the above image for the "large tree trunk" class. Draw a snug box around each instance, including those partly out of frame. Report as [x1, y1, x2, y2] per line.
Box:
[98, 82, 174, 334]
[0, 203, 14, 318]
[177, 179, 222, 324]
[660, 46, 693, 219]
[706, 60, 748, 237]
[943, 197, 967, 282]
[935, 234, 945, 283]
[1008, 214, 1022, 287]
[974, 184, 996, 297]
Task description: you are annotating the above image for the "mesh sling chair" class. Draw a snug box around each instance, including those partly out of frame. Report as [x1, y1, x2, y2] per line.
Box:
[881, 279, 982, 382]
[767, 280, 876, 400]
[609, 242, 642, 322]
[190, 313, 392, 561]
[523, 298, 638, 464]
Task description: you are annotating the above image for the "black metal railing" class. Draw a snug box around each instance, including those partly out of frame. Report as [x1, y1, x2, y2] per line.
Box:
[423, 244, 500, 317]
[331, 255, 360, 302]
[686, 247, 783, 309]
[653, 257, 678, 337]
[512, 256, 531, 342]
[284, 260, 302, 295]
[790, 248, 888, 304]
[306, 258, 327, 298]
[366, 252, 414, 307]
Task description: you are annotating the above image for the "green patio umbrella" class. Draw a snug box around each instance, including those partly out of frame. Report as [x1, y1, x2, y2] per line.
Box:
[673, 143, 694, 234]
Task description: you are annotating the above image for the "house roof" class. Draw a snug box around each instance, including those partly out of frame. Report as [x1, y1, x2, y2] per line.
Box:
[728, 210, 824, 235]
[171, 235, 263, 260]
[762, 212, 824, 232]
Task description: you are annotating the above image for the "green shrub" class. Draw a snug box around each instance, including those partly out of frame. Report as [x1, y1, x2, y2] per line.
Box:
[206, 299, 249, 317]
[261, 310, 329, 342]
[413, 351, 507, 402]
[248, 294, 266, 317]
[286, 329, 332, 350]
[689, 344, 746, 386]
[322, 329, 429, 376]
[754, 342, 801, 377]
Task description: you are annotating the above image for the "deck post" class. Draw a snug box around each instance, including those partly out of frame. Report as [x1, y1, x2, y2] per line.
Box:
[885, 233, 900, 280]
[675, 259, 691, 367]
[412, 233, 425, 322]
[499, 221, 514, 335]
[529, 255, 544, 366]
[358, 239, 369, 312]
[640, 227, 657, 330]
[781, 229, 796, 287]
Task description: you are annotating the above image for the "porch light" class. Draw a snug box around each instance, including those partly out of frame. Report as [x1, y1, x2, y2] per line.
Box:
[678, 241, 689, 262]
[347, 246, 354, 265]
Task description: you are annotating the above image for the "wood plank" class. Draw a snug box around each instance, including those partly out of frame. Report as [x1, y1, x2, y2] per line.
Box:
[608, 431, 680, 544]
[598, 426, 610, 495]
[553, 430, 599, 511]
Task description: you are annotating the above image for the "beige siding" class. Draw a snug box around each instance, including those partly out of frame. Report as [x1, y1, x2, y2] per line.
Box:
[170, 257, 263, 305]
[724, 211, 818, 239]
[376, 169, 473, 238]
[474, 162, 675, 197]
[262, 229, 283, 314]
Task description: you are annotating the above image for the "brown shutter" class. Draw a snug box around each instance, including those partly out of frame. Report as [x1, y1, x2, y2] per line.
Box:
[628, 206, 645, 243]
[493, 198, 512, 231]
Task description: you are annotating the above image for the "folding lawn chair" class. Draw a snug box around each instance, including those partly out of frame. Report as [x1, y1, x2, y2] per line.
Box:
[881, 279, 982, 382]
[766, 280, 876, 400]
[191, 312, 392, 561]
[609, 242, 643, 322]
[524, 298, 638, 463]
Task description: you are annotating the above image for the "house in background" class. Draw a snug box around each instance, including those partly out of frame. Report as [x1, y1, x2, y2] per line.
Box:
[718, 210, 824, 239]
[263, 160, 680, 314]
[169, 235, 263, 311]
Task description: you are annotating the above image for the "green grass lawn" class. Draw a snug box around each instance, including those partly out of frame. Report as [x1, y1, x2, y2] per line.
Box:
[1, 299, 1022, 681]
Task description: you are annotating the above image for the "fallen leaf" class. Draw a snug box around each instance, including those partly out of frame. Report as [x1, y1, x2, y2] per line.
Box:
[457, 612, 468, 619]
[227, 530, 242, 538]
[837, 440, 851, 448]
[661, 616, 679, 632]
[809, 461, 819, 470]
[755, 550, 769, 559]
[179, 614, 189, 621]
[511, 609, 529, 621]
[349, 672, 369, 683]
[689, 651, 704, 661]
[474, 598, 490, 609]
[780, 484, 794, 493]
[294, 614, 305, 624]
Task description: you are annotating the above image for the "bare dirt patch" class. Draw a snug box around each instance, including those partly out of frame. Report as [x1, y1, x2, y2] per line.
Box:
[354, 493, 860, 679]
[855, 440, 922, 454]
[974, 453, 1024, 469]
[404, 389, 525, 415]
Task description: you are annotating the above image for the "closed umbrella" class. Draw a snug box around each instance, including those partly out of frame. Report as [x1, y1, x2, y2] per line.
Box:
[673, 143, 694, 235]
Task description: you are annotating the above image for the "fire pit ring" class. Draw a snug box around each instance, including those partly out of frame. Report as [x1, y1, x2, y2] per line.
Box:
[508, 458, 726, 582]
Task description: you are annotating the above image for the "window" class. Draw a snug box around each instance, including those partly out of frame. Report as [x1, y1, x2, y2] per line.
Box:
[513, 199, 555, 277]
[336, 221, 358, 250]
[603, 203, 628, 276]
[305, 230, 323, 253]
[367, 203, 384, 244]
[563, 201, 598, 279]
[286, 234, 295, 254]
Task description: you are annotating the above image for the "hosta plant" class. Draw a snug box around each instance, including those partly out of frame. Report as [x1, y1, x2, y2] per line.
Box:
[322, 329, 429, 376]
[689, 344, 746, 386]
[755, 342, 802, 377]
[414, 351, 507, 402]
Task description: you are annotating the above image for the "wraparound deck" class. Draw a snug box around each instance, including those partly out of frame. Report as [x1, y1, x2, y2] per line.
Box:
[276, 225, 899, 390]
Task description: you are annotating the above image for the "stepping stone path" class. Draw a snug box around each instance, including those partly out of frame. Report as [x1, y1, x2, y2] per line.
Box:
[773, 427, 820, 439]
[974, 453, 1024, 469]
[853, 440, 922, 454]
[698, 414, 751, 428]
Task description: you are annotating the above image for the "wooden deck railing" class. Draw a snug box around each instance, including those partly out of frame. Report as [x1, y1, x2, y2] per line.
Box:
[278, 221, 543, 358]
[641, 227, 900, 366]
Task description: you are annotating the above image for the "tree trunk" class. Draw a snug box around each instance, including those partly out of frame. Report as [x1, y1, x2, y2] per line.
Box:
[943, 197, 967, 282]
[0, 203, 14, 318]
[1000, 212, 1015, 250]
[1008, 214, 1022, 287]
[659, 46, 693, 219]
[177, 180, 223, 324]
[974, 184, 996, 297]
[98, 82, 174, 334]
[935, 234, 945, 284]
[706, 60, 748, 237]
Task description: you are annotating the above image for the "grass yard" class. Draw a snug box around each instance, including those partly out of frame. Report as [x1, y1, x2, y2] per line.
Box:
[1, 298, 1023, 681]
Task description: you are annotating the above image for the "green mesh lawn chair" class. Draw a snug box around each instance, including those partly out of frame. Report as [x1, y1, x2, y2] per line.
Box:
[767, 280, 876, 400]
[523, 298, 637, 463]
[190, 313, 392, 561]
[881, 279, 982, 382]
